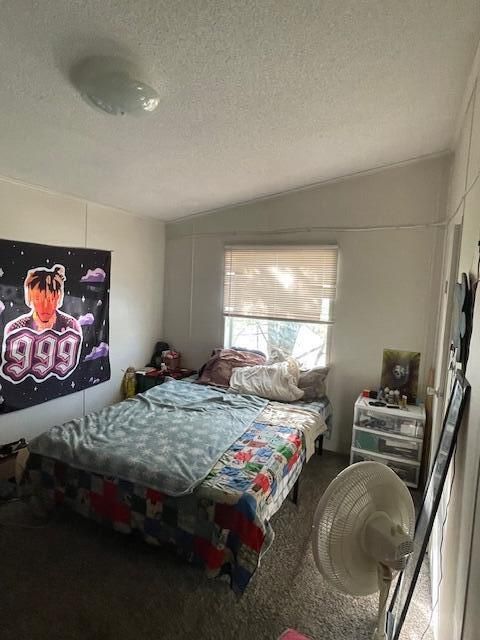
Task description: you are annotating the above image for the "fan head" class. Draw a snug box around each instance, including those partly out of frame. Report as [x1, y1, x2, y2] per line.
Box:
[312, 461, 415, 596]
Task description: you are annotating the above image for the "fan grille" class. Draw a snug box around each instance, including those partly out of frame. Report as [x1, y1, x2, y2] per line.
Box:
[312, 461, 415, 596]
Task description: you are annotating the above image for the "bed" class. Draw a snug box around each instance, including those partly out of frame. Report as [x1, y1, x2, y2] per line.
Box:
[27, 378, 332, 593]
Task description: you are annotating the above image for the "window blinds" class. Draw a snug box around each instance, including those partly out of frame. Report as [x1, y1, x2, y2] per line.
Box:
[223, 245, 338, 324]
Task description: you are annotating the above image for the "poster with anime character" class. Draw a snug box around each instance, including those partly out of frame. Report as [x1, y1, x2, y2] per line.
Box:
[0, 238, 111, 413]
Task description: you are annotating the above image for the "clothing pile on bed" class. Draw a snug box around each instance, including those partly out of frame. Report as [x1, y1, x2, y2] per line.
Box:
[197, 347, 329, 402]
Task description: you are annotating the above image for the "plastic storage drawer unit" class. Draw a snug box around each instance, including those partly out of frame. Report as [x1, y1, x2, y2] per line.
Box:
[352, 426, 422, 462]
[350, 395, 426, 488]
[351, 449, 420, 488]
[357, 409, 424, 439]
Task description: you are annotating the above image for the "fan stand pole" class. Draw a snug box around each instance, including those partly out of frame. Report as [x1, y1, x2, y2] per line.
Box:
[372, 564, 393, 640]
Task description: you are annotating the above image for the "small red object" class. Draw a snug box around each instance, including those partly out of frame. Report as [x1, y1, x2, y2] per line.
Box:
[278, 631, 313, 640]
[146, 369, 165, 378]
[362, 389, 370, 397]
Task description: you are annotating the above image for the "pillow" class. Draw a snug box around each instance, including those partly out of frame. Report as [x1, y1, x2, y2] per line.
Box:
[229, 357, 304, 402]
[298, 366, 329, 400]
[196, 348, 266, 387]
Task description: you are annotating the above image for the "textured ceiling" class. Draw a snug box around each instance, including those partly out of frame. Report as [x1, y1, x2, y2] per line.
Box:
[1, 1, 480, 221]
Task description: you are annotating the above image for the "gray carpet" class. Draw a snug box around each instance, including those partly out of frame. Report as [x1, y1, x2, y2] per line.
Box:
[0, 453, 432, 640]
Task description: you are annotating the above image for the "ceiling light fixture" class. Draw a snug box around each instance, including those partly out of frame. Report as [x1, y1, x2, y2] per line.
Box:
[72, 57, 160, 117]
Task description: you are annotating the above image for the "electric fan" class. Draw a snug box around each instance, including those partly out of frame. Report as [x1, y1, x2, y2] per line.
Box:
[312, 462, 415, 640]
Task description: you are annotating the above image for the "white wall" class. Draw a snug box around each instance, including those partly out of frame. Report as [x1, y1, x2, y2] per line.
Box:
[431, 45, 480, 640]
[163, 155, 449, 453]
[0, 177, 165, 443]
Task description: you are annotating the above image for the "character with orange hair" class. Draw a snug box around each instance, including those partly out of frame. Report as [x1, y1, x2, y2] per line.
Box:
[5, 264, 81, 336]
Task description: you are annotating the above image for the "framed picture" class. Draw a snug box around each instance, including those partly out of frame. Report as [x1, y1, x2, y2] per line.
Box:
[381, 349, 421, 402]
[387, 371, 471, 639]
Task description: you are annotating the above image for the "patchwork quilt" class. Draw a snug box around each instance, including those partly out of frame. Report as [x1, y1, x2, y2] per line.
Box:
[28, 396, 332, 593]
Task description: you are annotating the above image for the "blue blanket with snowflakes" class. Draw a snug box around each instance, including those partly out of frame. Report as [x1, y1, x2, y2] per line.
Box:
[29, 379, 267, 496]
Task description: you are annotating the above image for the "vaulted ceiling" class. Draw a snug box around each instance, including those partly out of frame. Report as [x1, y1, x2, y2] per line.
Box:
[1, 1, 479, 220]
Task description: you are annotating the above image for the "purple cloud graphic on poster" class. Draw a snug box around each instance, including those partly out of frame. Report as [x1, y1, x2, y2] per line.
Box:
[84, 342, 109, 361]
[78, 313, 95, 326]
[80, 267, 106, 283]
[0, 301, 4, 315]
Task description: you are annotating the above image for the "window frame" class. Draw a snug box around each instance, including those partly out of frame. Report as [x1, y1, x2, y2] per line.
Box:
[222, 244, 338, 366]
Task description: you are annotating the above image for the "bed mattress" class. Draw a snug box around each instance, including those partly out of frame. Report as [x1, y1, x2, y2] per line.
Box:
[28, 393, 331, 593]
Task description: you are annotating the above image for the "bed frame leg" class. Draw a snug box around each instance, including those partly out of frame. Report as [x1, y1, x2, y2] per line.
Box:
[316, 435, 324, 456]
[291, 478, 299, 505]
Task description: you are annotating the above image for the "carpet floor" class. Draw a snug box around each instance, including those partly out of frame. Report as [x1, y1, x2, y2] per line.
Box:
[0, 452, 432, 640]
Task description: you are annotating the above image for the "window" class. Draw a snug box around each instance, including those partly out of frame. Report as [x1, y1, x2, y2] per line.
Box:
[223, 245, 338, 367]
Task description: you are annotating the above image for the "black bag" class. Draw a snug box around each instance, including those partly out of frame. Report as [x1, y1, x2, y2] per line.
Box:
[148, 341, 170, 368]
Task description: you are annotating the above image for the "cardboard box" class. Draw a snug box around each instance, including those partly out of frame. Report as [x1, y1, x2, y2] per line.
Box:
[0, 447, 29, 484]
